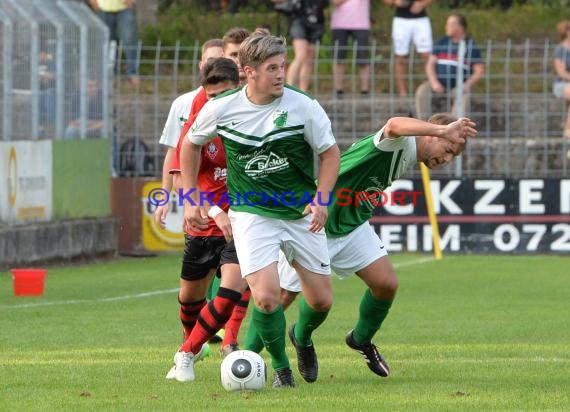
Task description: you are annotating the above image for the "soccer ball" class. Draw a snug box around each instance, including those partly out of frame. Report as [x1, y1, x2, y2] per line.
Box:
[220, 350, 266, 391]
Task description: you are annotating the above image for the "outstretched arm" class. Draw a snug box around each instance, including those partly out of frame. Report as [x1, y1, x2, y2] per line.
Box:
[383, 116, 477, 143]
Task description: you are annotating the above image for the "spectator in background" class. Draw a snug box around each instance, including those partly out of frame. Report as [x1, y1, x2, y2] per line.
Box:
[64, 78, 104, 139]
[552, 20, 570, 142]
[89, 0, 140, 85]
[273, 0, 329, 92]
[414, 13, 484, 120]
[38, 44, 57, 136]
[384, 0, 433, 97]
[331, 0, 371, 97]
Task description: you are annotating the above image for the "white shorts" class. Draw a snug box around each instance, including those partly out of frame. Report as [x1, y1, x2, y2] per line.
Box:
[228, 210, 331, 277]
[279, 221, 388, 292]
[392, 16, 433, 56]
[553, 82, 570, 98]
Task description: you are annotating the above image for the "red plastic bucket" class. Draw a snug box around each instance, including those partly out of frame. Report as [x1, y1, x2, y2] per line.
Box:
[10, 269, 47, 296]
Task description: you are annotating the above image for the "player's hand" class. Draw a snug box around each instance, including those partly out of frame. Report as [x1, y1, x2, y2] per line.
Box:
[303, 203, 328, 233]
[154, 203, 169, 229]
[213, 212, 233, 242]
[446, 117, 477, 144]
[183, 205, 209, 233]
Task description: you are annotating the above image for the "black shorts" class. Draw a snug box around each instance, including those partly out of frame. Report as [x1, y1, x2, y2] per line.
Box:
[331, 29, 371, 63]
[180, 235, 239, 281]
[289, 17, 325, 43]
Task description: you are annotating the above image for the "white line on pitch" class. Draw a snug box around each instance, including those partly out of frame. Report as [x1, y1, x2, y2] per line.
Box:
[392, 257, 435, 268]
[1, 288, 179, 310]
[2, 257, 435, 310]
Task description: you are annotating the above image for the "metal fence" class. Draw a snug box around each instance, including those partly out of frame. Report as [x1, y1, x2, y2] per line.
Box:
[1, 4, 568, 178]
[0, 0, 109, 141]
[112, 39, 569, 178]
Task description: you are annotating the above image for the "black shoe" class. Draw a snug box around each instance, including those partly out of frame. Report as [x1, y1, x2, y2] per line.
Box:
[288, 324, 318, 383]
[345, 330, 390, 377]
[272, 367, 296, 388]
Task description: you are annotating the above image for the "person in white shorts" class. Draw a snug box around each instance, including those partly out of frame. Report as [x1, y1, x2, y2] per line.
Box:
[154, 39, 223, 227]
[264, 113, 477, 377]
[384, 0, 433, 97]
[180, 31, 340, 388]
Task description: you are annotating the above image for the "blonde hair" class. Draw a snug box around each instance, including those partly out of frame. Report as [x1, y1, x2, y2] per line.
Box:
[428, 113, 457, 126]
[556, 20, 570, 42]
[238, 32, 287, 69]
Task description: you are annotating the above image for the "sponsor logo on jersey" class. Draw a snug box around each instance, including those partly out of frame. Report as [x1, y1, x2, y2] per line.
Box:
[244, 151, 289, 178]
[213, 167, 227, 181]
[358, 177, 386, 210]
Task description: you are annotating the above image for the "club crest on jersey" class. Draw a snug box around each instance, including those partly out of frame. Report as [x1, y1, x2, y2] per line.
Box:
[273, 110, 288, 128]
[206, 142, 218, 159]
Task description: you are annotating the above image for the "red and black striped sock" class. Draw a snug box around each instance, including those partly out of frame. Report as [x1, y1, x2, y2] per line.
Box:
[180, 287, 241, 353]
[178, 298, 206, 341]
[222, 288, 251, 347]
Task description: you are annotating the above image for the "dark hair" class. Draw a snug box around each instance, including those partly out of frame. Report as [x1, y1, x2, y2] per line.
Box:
[200, 57, 239, 87]
[450, 13, 468, 30]
[201, 38, 223, 56]
[222, 27, 250, 49]
[255, 23, 271, 35]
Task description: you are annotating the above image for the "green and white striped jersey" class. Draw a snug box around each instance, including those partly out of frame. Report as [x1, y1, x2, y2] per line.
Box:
[188, 85, 336, 220]
[326, 127, 417, 237]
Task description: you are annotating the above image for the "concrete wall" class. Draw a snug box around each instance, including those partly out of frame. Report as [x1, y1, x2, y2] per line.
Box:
[1, 138, 116, 268]
[0, 217, 117, 269]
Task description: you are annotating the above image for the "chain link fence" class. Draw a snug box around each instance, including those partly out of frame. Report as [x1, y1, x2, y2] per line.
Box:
[0, 0, 109, 141]
[1, 3, 568, 178]
[112, 39, 569, 179]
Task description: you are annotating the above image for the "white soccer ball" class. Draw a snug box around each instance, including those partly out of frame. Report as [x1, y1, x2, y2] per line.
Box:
[220, 350, 266, 392]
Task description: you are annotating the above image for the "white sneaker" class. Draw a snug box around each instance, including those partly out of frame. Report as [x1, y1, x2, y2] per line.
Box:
[174, 351, 196, 382]
[165, 353, 178, 380]
[165, 365, 177, 380]
[166, 343, 210, 381]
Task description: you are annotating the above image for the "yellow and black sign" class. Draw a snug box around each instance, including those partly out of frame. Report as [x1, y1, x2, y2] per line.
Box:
[141, 182, 185, 251]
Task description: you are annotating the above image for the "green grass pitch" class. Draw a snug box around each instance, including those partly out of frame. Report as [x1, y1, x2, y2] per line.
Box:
[1, 254, 569, 411]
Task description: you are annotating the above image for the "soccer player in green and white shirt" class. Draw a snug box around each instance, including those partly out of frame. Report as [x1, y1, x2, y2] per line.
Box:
[180, 32, 340, 387]
[276, 113, 477, 377]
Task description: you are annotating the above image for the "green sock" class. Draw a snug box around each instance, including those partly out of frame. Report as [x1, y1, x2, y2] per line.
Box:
[206, 275, 221, 301]
[353, 289, 393, 344]
[244, 320, 264, 353]
[294, 296, 329, 346]
[252, 305, 289, 370]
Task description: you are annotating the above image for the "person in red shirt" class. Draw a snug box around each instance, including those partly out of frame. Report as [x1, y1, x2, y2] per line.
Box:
[165, 57, 248, 382]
